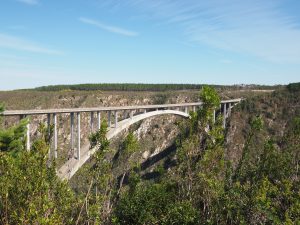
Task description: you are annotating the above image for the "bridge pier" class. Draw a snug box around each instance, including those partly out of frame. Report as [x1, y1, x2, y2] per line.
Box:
[97, 111, 101, 130]
[70, 113, 74, 153]
[47, 113, 51, 135]
[53, 113, 58, 159]
[184, 106, 188, 114]
[47, 113, 51, 156]
[90, 112, 94, 133]
[108, 111, 111, 127]
[114, 111, 118, 128]
[223, 103, 227, 128]
[77, 112, 81, 160]
[130, 110, 133, 119]
[228, 103, 232, 116]
[26, 120, 30, 151]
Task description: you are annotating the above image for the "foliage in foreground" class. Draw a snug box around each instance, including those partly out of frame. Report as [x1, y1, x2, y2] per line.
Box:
[112, 86, 300, 224]
[0, 122, 77, 224]
[0, 86, 299, 224]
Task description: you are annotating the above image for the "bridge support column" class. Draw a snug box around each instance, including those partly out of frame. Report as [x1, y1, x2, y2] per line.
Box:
[108, 111, 111, 127]
[114, 111, 118, 128]
[90, 112, 94, 133]
[130, 110, 133, 119]
[70, 112, 74, 152]
[228, 103, 232, 117]
[47, 113, 51, 157]
[184, 107, 188, 114]
[97, 112, 101, 130]
[26, 120, 30, 151]
[47, 113, 51, 140]
[193, 106, 196, 112]
[223, 104, 227, 128]
[144, 109, 147, 114]
[77, 112, 81, 160]
[53, 113, 58, 159]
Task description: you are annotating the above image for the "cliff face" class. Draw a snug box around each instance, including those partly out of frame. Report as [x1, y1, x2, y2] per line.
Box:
[225, 89, 300, 167]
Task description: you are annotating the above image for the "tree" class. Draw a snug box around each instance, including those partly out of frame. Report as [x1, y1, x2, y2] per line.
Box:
[0, 122, 77, 224]
[116, 132, 140, 195]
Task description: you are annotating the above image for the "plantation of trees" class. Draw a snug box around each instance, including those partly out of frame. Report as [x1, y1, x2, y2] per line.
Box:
[32, 83, 277, 92]
[0, 86, 299, 224]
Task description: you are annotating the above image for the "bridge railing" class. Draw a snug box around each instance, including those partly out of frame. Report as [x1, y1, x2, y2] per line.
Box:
[1, 98, 242, 161]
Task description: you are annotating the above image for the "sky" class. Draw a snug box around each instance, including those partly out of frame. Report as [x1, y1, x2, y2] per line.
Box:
[1, 0, 300, 90]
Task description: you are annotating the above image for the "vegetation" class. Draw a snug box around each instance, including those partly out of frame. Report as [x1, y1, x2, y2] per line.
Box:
[287, 82, 300, 92]
[32, 83, 277, 92]
[0, 115, 77, 224]
[112, 86, 300, 224]
[0, 85, 299, 224]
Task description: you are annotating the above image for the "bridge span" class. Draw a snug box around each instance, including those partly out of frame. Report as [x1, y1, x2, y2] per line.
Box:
[2, 98, 241, 179]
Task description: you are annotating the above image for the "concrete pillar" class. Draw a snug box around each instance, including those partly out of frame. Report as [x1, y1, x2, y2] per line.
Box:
[77, 112, 81, 160]
[47, 114, 51, 157]
[90, 112, 94, 133]
[108, 111, 111, 127]
[53, 113, 58, 159]
[114, 111, 118, 128]
[97, 111, 101, 130]
[228, 103, 232, 116]
[70, 112, 74, 151]
[144, 109, 147, 114]
[26, 122, 30, 151]
[184, 107, 188, 114]
[193, 106, 196, 112]
[47, 114, 51, 140]
[223, 104, 227, 128]
[130, 110, 133, 119]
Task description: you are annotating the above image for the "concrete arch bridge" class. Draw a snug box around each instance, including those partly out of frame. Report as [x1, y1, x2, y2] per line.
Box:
[3, 99, 241, 180]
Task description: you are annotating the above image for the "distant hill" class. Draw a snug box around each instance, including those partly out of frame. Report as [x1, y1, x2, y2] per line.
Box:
[31, 83, 280, 92]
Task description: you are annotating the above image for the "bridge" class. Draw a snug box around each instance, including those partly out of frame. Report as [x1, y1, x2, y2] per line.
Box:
[2, 98, 241, 180]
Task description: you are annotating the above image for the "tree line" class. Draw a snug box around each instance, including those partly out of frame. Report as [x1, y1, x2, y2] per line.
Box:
[31, 83, 277, 92]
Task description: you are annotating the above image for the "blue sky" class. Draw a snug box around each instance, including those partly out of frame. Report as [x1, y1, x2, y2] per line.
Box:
[0, 0, 300, 90]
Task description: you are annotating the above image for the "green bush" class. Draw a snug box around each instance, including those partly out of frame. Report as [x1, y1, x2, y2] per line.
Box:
[287, 82, 300, 92]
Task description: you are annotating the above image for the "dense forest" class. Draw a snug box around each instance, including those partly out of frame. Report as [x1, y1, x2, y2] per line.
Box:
[32, 83, 278, 92]
[0, 85, 299, 224]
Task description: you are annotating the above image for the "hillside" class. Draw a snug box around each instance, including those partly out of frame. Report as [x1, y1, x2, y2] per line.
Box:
[1, 84, 299, 224]
[0, 87, 275, 168]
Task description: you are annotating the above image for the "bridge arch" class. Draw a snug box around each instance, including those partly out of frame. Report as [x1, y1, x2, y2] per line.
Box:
[58, 110, 190, 180]
[107, 109, 190, 139]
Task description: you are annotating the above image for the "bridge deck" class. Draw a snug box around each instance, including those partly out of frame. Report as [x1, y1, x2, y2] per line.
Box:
[3, 99, 242, 116]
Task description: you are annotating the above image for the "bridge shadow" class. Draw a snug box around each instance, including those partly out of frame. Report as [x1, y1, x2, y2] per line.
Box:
[116, 143, 177, 186]
[140, 143, 177, 171]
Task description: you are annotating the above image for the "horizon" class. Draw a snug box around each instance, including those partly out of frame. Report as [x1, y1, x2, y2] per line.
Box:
[1, 82, 287, 92]
[1, 0, 300, 90]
